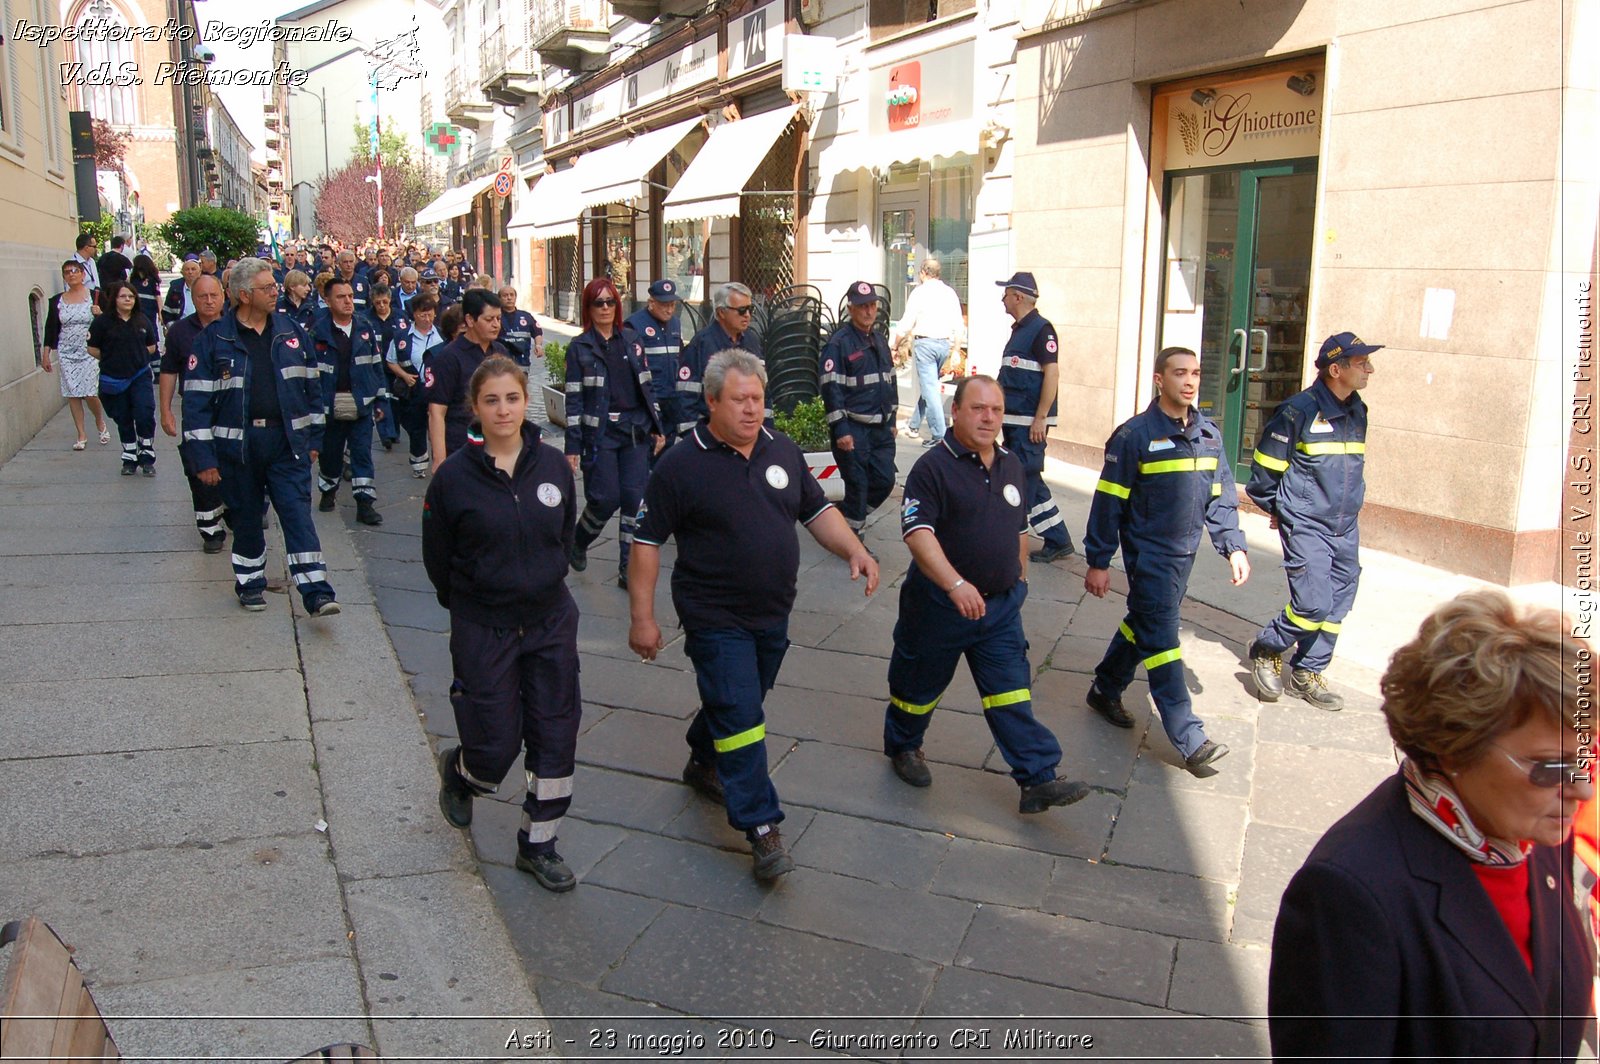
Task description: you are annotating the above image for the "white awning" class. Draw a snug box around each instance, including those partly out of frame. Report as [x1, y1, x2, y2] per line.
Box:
[814, 120, 978, 175]
[579, 116, 705, 209]
[520, 160, 598, 240]
[413, 172, 497, 227]
[505, 176, 540, 232]
[662, 106, 801, 224]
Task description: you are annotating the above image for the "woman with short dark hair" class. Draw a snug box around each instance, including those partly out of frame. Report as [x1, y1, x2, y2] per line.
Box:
[42, 259, 110, 449]
[1269, 589, 1596, 1059]
[87, 280, 159, 475]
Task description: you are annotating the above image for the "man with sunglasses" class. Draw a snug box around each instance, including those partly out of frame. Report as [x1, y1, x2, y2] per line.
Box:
[1245, 331, 1379, 711]
[676, 282, 763, 435]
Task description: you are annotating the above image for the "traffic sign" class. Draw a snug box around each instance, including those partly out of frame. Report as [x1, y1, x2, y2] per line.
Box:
[494, 171, 514, 198]
[499, 154, 514, 174]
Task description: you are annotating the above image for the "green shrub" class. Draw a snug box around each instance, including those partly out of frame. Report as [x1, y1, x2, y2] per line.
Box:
[542, 341, 566, 384]
[773, 396, 831, 452]
[152, 205, 260, 262]
[78, 216, 114, 248]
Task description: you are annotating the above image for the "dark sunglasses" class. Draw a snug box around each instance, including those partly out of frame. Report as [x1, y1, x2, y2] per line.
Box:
[591, 297, 618, 308]
[1495, 745, 1589, 788]
[724, 304, 754, 316]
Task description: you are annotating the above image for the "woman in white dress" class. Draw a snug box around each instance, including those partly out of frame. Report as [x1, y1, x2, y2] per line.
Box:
[42, 260, 108, 450]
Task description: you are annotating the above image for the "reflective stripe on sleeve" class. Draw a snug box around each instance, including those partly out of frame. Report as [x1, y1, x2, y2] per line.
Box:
[1139, 457, 1220, 475]
[1296, 441, 1367, 456]
[1096, 479, 1132, 500]
[1252, 449, 1290, 472]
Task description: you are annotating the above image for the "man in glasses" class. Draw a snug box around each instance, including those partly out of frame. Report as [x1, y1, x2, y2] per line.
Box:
[676, 281, 763, 435]
[1245, 331, 1379, 711]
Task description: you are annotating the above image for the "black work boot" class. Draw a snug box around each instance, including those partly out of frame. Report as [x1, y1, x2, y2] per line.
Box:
[1087, 685, 1135, 728]
[318, 489, 336, 512]
[1249, 640, 1284, 702]
[568, 535, 589, 572]
[517, 849, 576, 892]
[1019, 776, 1091, 814]
[890, 749, 933, 788]
[749, 825, 794, 881]
[355, 497, 383, 526]
[1185, 739, 1230, 776]
[436, 745, 474, 828]
[1286, 669, 1344, 711]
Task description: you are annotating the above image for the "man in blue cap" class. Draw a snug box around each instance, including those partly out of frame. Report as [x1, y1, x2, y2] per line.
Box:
[625, 278, 684, 465]
[996, 271, 1075, 563]
[1244, 331, 1379, 711]
[821, 281, 898, 534]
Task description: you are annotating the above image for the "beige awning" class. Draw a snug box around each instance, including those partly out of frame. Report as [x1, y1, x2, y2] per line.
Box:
[579, 116, 705, 209]
[413, 172, 497, 227]
[661, 106, 801, 224]
[519, 160, 599, 240]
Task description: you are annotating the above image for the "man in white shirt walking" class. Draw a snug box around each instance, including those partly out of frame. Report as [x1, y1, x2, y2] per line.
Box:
[891, 258, 965, 447]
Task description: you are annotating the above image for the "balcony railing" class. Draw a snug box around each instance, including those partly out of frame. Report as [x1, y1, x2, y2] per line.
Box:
[532, 0, 611, 72]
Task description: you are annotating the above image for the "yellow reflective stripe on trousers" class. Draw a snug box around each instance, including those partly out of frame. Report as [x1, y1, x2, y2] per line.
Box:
[1138, 457, 1220, 475]
[1284, 604, 1323, 631]
[1211, 483, 1222, 497]
[1296, 441, 1367, 456]
[1096, 478, 1131, 500]
[1118, 621, 1135, 642]
[890, 694, 940, 716]
[713, 723, 766, 753]
[1142, 647, 1182, 670]
[1321, 619, 1343, 634]
[981, 689, 1031, 710]
[1252, 449, 1290, 472]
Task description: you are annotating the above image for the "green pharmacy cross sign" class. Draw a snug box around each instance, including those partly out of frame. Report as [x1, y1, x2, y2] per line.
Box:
[427, 122, 461, 156]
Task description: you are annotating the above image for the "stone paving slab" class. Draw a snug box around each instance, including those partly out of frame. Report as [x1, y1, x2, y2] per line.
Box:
[1, 670, 309, 758]
[954, 904, 1176, 1008]
[785, 811, 952, 891]
[372, 583, 452, 632]
[1042, 855, 1235, 943]
[929, 837, 1057, 908]
[0, 575, 246, 625]
[1256, 696, 1396, 755]
[485, 869, 667, 986]
[657, 795, 817, 856]
[762, 682, 1000, 770]
[1, 614, 300, 681]
[1106, 781, 1250, 883]
[563, 764, 695, 833]
[1126, 711, 1259, 800]
[469, 802, 630, 878]
[1250, 740, 1394, 835]
[1231, 820, 1324, 947]
[1168, 938, 1271, 1023]
[0, 741, 322, 858]
[757, 866, 977, 965]
[585, 832, 777, 918]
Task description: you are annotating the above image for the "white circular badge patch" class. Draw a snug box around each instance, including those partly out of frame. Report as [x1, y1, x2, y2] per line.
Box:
[765, 465, 790, 490]
[536, 483, 562, 508]
[1003, 484, 1022, 507]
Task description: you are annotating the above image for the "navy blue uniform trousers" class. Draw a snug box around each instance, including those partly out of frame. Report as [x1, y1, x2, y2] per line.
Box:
[318, 410, 376, 500]
[102, 376, 156, 470]
[1093, 546, 1206, 758]
[576, 424, 650, 574]
[218, 425, 334, 608]
[1002, 427, 1071, 552]
[1255, 521, 1361, 674]
[448, 597, 582, 856]
[833, 422, 896, 530]
[684, 624, 789, 834]
[885, 575, 1062, 786]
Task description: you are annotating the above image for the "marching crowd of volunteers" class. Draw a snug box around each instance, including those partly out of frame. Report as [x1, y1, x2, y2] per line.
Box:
[40, 231, 1596, 1059]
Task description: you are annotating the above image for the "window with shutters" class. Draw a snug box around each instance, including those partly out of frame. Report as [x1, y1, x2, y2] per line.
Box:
[35, 0, 66, 176]
[0, 0, 23, 159]
[868, 0, 973, 41]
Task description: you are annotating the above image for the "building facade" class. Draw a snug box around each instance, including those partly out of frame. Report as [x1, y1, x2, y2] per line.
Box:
[2, 0, 81, 461]
[1010, 0, 1595, 583]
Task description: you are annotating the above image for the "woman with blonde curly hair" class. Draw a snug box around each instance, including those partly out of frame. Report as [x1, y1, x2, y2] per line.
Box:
[1269, 589, 1595, 1060]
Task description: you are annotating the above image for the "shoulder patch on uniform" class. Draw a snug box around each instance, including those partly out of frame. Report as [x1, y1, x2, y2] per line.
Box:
[285, 337, 299, 349]
[1148, 438, 1176, 452]
[645, 326, 655, 337]
[187, 353, 197, 371]
[679, 365, 691, 379]
[1045, 338, 1057, 354]
[902, 497, 921, 520]
[823, 357, 835, 371]
[422, 366, 435, 389]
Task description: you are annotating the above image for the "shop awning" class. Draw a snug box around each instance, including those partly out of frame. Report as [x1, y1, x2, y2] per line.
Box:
[579, 116, 706, 209]
[505, 176, 541, 232]
[814, 120, 979, 175]
[413, 172, 497, 227]
[518, 159, 599, 240]
[662, 106, 801, 224]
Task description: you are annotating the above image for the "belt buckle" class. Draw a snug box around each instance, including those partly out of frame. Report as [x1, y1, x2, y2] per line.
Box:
[251, 418, 269, 427]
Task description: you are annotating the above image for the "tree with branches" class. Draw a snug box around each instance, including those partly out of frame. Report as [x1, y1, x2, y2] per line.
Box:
[314, 125, 441, 243]
[90, 117, 129, 176]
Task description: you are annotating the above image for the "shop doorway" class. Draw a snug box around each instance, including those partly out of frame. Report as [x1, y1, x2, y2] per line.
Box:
[1158, 159, 1316, 472]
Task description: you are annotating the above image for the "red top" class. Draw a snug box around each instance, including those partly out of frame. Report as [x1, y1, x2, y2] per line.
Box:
[1473, 862, 1533, 970]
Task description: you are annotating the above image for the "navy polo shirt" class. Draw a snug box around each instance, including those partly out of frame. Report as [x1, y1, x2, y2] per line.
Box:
[635, 422, 832, 631]
[901, 435, 1029, 597]
[423, 335, 510, 455]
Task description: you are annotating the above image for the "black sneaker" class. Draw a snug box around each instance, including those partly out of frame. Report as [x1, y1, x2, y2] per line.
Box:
[568, 540, 588, 572]
[1029, 543, 1076, 563]
[890, 749, 932, 788]
[682, 757, 725, 804]
[238, 589, 268, 612]
[436, 746, 473, 828]
[355, 498, 384, 526]
[749, 826, 794, 881]
[1286, 669, 1344, 712]
[516, 850, 577, 892]
[318, 490, 336, 512]
[1019, 776, 1091, 814]
[305, 593, 341, 618]
[139, 465, 156, 477]
[382, 438, 395, 451]
[1185, 740, 1230, 776]
[120, 464, 137, 476]
[202, 534, 227, 555]
[1249, 640, 1284, 701]
[1087, 685, 1135, 728]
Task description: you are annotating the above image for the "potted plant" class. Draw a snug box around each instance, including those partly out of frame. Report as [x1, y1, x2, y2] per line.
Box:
[773, 396, 844, 502]
[541, 341, 568, 428]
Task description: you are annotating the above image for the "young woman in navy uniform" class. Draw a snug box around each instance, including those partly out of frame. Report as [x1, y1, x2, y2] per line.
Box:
[423, 356, 583, 893]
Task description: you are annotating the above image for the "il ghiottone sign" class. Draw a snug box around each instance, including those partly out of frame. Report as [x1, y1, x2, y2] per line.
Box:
[1165, 69, 1323, 170]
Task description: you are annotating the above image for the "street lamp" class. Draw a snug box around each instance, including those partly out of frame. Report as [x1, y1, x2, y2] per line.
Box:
[289, 85, 331, 183]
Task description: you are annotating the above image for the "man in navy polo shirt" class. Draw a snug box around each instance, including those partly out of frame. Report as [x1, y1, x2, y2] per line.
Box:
[629, 350, 879, 881]
[624, 278, 683, 462]
[884, 375, 1090, 812]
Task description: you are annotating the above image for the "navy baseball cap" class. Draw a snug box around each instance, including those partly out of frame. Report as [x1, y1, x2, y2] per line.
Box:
[648, 279, 679, 302]
[1315, 331, 1384, 369]
[846, 281, 877, 306]
[420, 268, 440, 281]
[995, 271, 1038, 297]
[183, 253, 200, 262]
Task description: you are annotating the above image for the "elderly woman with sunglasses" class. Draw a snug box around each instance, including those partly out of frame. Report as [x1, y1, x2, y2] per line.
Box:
[1269, 589, 1596, 1060]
